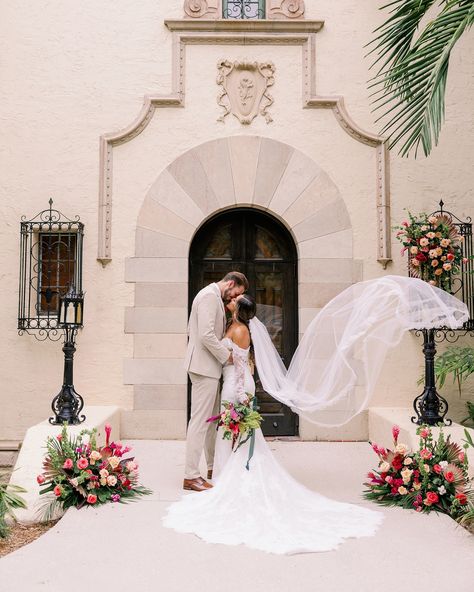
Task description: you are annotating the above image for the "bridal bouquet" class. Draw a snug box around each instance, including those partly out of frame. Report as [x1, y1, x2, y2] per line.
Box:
[364, 425, 472, 520]
[37, 423, 151, 517]
[395, 211, 467, 291]
[207, 395, 263, 450]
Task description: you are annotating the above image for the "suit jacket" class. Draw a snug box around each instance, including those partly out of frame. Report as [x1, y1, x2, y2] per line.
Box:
[184, 283, 230, 379]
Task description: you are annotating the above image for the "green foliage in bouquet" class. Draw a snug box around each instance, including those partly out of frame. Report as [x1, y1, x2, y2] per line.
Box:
[364, 425, 473, 523]
[0, 472, 27, 538]
[37, 423, 152, 519]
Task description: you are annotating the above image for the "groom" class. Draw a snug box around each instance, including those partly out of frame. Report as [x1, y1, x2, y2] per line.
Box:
[183, 271, 249, 492]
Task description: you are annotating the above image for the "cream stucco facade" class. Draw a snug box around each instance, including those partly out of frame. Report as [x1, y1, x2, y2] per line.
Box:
[1, 1, 473, 443]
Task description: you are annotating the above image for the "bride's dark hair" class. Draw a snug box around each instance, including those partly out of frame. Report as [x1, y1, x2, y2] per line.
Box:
[235, 294, 256, 326]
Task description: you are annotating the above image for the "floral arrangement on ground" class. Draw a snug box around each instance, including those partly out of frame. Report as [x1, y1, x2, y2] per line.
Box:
[37, 423, 151, 518]
[395, 211, 467, 291]
[364, 425, 474, 524]
[207, 394, 262, 450]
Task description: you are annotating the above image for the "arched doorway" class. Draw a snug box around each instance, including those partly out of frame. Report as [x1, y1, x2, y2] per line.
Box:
[189, 208, 298, 436]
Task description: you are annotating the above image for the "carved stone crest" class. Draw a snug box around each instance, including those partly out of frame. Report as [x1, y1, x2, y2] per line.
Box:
[268, 0, 305, 19]
[183, 0, 219, 19]
[217, 60, 275, 124]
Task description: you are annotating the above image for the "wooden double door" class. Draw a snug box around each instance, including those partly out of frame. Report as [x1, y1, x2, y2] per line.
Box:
[189, 208, 298, 436]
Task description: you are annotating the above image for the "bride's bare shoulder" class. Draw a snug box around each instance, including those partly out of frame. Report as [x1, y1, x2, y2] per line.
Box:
[228, 323, 250, 349]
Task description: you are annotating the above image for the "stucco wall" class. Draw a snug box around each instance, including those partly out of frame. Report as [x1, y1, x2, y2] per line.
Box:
[1, 1, 473, 441]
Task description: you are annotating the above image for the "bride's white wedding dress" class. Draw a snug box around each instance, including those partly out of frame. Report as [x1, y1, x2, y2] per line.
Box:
[163, 276, 468, 554]
[163, 338, 384, 554]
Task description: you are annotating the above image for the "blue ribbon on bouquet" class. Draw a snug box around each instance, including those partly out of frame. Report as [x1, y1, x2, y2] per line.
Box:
[233, 396, 258, 471]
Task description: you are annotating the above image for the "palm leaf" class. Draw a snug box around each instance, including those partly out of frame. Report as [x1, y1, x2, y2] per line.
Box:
[369, 0, 474, 156]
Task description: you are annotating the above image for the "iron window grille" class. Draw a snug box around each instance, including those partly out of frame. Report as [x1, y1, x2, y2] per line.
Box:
[18, 199, 84, 340]
[223, 0, 265, 19]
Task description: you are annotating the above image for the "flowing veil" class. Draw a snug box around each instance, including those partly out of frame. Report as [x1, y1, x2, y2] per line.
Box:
[249, 275, 469, 427]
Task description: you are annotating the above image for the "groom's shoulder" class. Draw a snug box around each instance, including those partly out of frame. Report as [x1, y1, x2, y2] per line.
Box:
[195, 283, 218, 302]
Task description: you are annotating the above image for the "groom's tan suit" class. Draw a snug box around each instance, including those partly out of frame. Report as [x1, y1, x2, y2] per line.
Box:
[184, 283, 230, 480]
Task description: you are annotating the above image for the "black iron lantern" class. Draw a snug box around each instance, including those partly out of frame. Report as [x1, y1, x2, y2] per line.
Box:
[410, 201, 473, 426]
[58, 286, 84, 327]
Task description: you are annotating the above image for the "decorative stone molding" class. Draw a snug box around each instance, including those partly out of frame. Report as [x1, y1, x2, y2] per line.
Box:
[217, 59, 275, 124]
[184, 0, 219, 19]
[268, 0, 305, 19]
[97, 18, 391, 267]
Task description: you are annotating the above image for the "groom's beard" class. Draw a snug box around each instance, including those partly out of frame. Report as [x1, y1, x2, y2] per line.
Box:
[222, 288, 232, 304]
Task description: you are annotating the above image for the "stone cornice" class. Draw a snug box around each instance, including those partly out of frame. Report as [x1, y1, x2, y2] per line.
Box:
[164, 19, 324, 33]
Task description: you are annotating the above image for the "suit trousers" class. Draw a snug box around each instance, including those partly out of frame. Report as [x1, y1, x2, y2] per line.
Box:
[184, 372, 221, 480]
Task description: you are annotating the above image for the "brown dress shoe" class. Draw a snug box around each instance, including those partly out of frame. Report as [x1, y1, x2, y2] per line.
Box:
[183, 477, 213, 492]
[207, 469, 213, 480]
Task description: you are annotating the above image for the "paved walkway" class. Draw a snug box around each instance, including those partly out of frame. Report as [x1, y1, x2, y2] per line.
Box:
[1, 440, 473, 592]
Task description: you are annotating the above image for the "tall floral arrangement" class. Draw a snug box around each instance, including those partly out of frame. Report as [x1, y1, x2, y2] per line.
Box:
[37, 424, 151, 518]
[395, 211, 466, 291]
[364, 425, 472, 520]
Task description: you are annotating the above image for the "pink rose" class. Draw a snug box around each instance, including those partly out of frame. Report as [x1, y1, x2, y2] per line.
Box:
[87, 494, 97, 504]
[420, 449, 432, 460]
[53, 485, 62, 497]
[459, 452, 466, 463]
[444, 471, 455, 483]
[77, 457, 88, 470]
[63, 458, 74, 470]
[424, 492, 439, 506]
[455, 493, 468, 505]
[447, 253, 455, 261]
[56, 434, 63, 441]
[433, 464, 442, 474]
[36, 474, 46, 485]
[419, 427, 431, 439]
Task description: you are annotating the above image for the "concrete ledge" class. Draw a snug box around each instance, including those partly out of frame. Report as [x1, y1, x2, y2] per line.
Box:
[369, 407, 474, 477]
[9, 406, 121, 524]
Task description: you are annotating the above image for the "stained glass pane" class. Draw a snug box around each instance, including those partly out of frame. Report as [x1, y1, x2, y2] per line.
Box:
[255, 226, 282, 259]
[223, 0, 265, 19]
[203, 224, 232, 259]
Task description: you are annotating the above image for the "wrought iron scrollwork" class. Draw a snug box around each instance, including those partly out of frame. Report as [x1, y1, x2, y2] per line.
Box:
[223, 0, 265, 19]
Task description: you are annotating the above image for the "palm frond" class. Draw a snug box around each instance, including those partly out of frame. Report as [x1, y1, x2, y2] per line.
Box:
[369, 0, 474, 156]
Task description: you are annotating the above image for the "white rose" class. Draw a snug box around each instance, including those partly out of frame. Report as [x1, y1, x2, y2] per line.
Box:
[379, 461, 390, 473]
[108, 456, 120, 469]
[401, 468, 413, 484]
[398, 486, 408, 495]
[438, 486, 447, 495]
[403, 457, 413, 465]
[395, 443, 408, 455]
[106, 475, 117, 486]
[90, 451, 101, 461]
[439, 461, 448, 469]
[100, 478, 107, 486]
[99, 469, 109, 479]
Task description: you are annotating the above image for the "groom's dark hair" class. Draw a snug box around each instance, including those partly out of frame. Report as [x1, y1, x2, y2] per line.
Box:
[221, 271, 249, 291]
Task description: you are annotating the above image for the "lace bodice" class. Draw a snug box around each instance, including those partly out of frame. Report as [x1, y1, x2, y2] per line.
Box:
[222, 337, 250, 404]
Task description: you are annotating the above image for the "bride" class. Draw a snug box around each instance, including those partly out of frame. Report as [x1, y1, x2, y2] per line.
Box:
[163, 276, 468, 554]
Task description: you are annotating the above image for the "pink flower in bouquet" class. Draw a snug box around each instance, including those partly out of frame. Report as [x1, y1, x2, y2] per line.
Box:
[111, 494, 121, 502]
[443, 263, 452, 271]
[419, 238, 429, 247]
[444, 471, 455, 483]
[426, 232, 436, 239]
[63, 458, 74, 470]
[90, 450, 101, 463]
[447, 252, 455, 261]
[56, 434, 63, 441]
[410, 246, 418, 255]
[392, 425, 400, 443]
[391, 456, 403, 471]
[459, 452, 466, 463]
[385, 476, 393, 484]
[53, 485, 62, 497]
[402, 221, 409, 227]
[77, 457, 89, 470]
[105, 423, 112, 446]
[419, 427, 431, 439]
[433, 464, 442, 474]
[455, 493, 468, 505]
[230, 408, 240, 421]
[108, 456, 120, 469]
[36, 474, 45, 484]
[431, 259, 439, 267]
[424, 492, 439, 506]
[106, 475, 117, 486]
[87, 494, 97, 504]
[420, 449, 432, 460]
